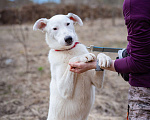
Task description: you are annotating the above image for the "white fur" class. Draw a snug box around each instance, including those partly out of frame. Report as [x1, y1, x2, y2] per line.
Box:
[33, 13, 105, 120]
[97, 53, 112, 68]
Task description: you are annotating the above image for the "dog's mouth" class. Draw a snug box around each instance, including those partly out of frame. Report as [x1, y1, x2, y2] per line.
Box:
[64, 36, 73, 46]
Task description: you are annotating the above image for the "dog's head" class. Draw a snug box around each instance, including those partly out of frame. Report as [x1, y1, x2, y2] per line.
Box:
[33, 13, 83, 50]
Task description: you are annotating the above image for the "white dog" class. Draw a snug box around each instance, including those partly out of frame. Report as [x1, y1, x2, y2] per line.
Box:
[33, 13, 111, 120]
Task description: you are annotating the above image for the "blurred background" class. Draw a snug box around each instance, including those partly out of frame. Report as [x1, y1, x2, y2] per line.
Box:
[0, 0, 124, 25]
[0, 0, 130, 120]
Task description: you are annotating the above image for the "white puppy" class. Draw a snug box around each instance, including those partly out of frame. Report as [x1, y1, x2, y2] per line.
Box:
[33, 13, 111, 120]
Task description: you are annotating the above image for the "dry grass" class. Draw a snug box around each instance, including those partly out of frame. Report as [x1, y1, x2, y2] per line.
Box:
[0, 18, 129, 120]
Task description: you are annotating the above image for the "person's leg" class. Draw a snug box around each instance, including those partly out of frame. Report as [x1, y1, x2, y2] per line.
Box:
[128, 86, 150, 120]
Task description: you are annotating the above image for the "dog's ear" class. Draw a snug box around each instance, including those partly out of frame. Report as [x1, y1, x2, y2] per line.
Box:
[66, 13, 83, 26]
[33, 18, 48, 32]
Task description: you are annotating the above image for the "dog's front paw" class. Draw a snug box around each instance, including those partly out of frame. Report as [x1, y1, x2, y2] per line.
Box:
[80, 53, 96, 63]
[69, 53, 96, 63]
[97, 53, 112, 68]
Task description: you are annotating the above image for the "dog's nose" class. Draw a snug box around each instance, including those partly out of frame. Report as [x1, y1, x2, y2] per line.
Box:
[64, 36, 73, 45]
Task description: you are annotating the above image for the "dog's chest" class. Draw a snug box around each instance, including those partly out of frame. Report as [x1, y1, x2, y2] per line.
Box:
[48, 48, 86, 64]
[48, 51, 73, 65]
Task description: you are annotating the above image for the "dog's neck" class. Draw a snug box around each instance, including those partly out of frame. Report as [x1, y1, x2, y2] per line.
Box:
[55, 42, 80, 51]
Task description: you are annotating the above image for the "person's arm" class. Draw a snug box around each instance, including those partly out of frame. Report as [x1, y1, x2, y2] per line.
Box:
[114, 56, 150, 74]
[69, 61, 97, 73]
[69, 59, 116, 74]
[69, 52, 150, 74]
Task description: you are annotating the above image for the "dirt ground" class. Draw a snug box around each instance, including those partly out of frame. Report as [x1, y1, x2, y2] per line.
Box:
[0, 18, 130, 120]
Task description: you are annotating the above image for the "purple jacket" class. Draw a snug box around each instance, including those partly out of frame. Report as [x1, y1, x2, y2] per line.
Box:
[114, 0, 150, 87]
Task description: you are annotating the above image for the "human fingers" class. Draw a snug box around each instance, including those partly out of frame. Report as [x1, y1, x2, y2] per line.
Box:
[70, 67, 81, 73]
[69, 62, 81, 69]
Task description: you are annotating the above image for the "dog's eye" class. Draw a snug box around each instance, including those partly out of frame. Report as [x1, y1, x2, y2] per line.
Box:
[67, 23, 70, 26]
[53, 28, 57, 30]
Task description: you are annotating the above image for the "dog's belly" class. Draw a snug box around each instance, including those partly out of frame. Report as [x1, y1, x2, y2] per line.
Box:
[49, 74, 95, 120]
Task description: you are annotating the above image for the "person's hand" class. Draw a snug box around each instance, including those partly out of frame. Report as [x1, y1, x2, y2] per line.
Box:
[69, 61, 96, 73]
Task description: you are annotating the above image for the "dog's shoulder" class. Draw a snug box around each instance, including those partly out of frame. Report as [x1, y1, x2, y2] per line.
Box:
[48, 49, 59, 64]
[73, 43, 89, 55]
[48, 49, 72, 64]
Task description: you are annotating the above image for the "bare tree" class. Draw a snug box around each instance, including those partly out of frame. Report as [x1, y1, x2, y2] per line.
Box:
[11, 24, 30, 73]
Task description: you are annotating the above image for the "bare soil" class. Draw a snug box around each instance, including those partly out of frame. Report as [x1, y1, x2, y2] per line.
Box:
[0, 18, 129, 120]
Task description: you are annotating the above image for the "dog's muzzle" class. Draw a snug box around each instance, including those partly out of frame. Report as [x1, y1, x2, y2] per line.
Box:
[64, 36, 73, 46]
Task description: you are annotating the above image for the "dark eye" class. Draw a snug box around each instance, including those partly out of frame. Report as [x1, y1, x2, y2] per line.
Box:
[53, 28, 57, 30]
[67, 23, 70, 26]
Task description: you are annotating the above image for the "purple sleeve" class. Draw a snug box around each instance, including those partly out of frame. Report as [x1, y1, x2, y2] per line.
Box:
[114, 56, 149, 74]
